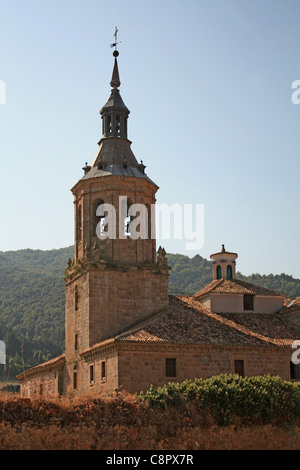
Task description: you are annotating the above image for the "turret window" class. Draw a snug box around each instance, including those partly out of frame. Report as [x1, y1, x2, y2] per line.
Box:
[116, 115, 121, 135]
[107, 116, 112, 136]
[227, 265, 232, 279]
[216, 265, 222, 279]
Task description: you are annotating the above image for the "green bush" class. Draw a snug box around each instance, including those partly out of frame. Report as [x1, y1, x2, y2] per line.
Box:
[139, 374, 300, 425]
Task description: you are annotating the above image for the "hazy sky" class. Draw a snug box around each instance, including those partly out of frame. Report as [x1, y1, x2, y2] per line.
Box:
[1, 0, 300, 279]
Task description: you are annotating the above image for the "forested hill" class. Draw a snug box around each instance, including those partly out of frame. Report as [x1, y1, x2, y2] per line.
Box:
[167, 253, 300, 298]
[0, 247, 300, 380]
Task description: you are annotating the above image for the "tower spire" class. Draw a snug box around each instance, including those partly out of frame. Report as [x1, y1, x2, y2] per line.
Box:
[85, 30, 151, 177]
[110, 27, 121, 89]
[110, 52, 121, 89]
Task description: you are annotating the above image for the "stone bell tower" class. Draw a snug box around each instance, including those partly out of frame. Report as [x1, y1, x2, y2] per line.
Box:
[64, 44, 170, 384]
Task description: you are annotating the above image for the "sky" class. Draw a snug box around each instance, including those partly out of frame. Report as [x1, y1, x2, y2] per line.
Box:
[0, 0, 300, 279]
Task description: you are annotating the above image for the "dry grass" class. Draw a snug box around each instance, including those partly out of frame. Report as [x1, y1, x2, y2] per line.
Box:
[0, 390, 299, 450]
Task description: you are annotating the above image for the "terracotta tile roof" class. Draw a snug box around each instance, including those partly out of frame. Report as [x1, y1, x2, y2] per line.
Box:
[84, 296, 300, 352]
[280, 297, 300, 314]
[283, 297, 293, 307]
[194, 278, 284, 299]
[17, 354, 66, 380]
[285, 297, 300, 308]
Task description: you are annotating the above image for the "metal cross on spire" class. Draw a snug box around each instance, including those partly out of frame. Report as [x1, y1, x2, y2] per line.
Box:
[110, 26, 121, 51]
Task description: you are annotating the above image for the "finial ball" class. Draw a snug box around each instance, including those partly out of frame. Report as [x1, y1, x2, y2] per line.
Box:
[113, 50, 119, 57]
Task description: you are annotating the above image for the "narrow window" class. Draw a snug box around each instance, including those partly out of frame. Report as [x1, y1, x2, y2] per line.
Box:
[290, 362, 300, 380]
[73, 371, 77, 390]
[75, 286, 79, 311]
[90, 364, 94, 384]
[165, 358, 177, 378]
[243, 294, 254, 311]
[146, 204, 151, 240]
[234, 359, 244, 377]
[74, 333, 78, 351]
[124, 201, 133, 237]
[77, 206, 82, 243]
[116, 115, 121, 135]
[101, 361, 106, 380]
[39, 383, 43, 395]
[227, 265, 232, 279]
[95, 200, 106, 238]
[58, 374, 63, 396]
[107, 116, 112, 135]
[216, 265, 222, 279]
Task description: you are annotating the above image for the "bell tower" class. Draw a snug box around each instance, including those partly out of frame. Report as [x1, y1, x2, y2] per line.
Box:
[72, 46, 157, 266]
[64, 41, 170, 392]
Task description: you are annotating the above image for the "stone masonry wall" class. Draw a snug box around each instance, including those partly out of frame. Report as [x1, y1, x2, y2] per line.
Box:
[116, 345, 293, 394]
[20, 370, 60, 398]
[88, 264, 169, 346]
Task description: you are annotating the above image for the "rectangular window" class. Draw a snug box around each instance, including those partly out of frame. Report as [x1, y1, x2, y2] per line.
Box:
[165, 358, 177, 378]
[75, 334, 78, 351]
[243, 294, 254, 311]
[290, 362, 300, 380]
[89, 364, 94, 384]
[73, 371, 77, 390]
[101, 361, 106, 380]
[234, 359, 245, 377]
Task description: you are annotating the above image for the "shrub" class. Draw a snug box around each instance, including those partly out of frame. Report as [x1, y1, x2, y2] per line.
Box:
[139, 374, 300, 425]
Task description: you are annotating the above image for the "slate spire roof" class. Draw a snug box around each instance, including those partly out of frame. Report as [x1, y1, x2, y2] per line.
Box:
[80, 49, 155, 185]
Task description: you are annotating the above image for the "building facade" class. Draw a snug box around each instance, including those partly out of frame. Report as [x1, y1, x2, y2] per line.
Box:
[18, 49, 300, 398]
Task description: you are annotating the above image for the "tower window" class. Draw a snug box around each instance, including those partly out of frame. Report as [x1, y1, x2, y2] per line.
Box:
[73, 365, 77, 390]
[95, 200, 105, 238]
[227, 265, 232, 279]
[116, 115, 121, 135]
[146, 204, 151, 240]
[107, 116, 112, 135]
[77, 206, 82, 244]
[165, 358, 177, 378]
[216, 265, 222, 279]
[244, 294, 254, 311]
[75, 286, 79, 311]
[74, 333, 78, 351]
[124, 200, 133, 237]
[101, 361, 106, 380]
[89, 364, 94, 384]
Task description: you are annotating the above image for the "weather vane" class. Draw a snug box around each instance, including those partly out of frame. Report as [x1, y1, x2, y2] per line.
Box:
[110, 26, 121, 52]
